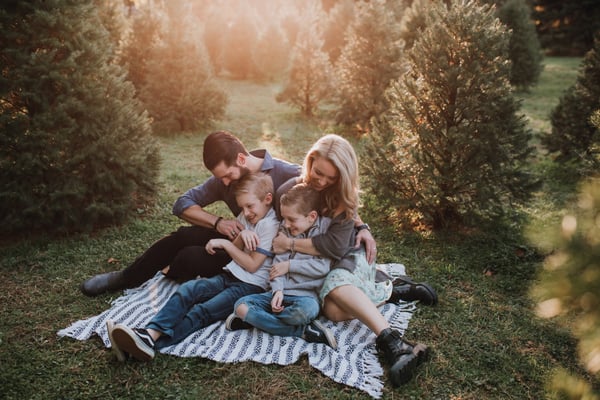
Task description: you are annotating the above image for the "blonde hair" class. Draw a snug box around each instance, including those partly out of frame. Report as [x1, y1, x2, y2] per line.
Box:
[301, 134, 359, 220]
[234, 172, 274, 203]
[279, 183, 320, 216]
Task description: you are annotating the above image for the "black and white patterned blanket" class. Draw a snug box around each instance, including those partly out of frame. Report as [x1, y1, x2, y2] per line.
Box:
[58, 264, 414, 398]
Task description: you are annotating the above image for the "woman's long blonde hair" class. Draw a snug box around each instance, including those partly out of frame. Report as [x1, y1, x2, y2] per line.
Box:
[301, 134, 359, 220]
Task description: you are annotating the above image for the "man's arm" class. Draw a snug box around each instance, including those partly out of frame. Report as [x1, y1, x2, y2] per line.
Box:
[180, 205, 243, 238]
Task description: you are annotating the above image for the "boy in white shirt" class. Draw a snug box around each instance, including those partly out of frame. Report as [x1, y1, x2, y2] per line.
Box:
[107, 172, 278, 361]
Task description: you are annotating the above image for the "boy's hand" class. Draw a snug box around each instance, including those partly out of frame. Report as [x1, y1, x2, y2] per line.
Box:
[269, 261, 290, 280]
[238, 229, 259, 251]
[205, 238, 228, 255]
[271, 291, 284, 313]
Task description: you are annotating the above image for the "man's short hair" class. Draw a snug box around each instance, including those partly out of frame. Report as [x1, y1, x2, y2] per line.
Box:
[203, 131, 249, 170]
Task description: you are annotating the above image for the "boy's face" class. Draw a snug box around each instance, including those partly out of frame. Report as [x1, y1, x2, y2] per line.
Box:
[236, 192, 272, 225]
[281, 204, 317, 237]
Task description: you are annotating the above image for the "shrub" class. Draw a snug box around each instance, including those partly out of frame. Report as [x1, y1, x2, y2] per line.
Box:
[364, 0, 535, 230]
[0, 0, 160, 234]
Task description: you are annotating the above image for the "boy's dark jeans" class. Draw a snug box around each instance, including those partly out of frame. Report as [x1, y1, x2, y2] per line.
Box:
[121, 225, 231, 288]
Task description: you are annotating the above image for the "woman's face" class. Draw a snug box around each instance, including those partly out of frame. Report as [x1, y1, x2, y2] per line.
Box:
[309, 156, 339, 192]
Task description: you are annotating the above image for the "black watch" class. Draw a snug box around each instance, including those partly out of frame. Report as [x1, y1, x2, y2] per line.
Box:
[356, 224, 370, 232]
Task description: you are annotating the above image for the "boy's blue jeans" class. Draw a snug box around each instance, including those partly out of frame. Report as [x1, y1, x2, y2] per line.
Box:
[147, 272, 263, 349]
[235, 292, 320, 337]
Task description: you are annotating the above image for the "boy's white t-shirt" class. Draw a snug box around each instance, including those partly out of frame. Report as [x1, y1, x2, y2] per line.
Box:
[223, 207, 279, 290]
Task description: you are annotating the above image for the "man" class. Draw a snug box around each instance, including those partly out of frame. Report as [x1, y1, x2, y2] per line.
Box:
[80, 131, 301, 296]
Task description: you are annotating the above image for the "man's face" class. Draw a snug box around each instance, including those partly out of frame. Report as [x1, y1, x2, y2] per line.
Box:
[211, 160, 250, 187]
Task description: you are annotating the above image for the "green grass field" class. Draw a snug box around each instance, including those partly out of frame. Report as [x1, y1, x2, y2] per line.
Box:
[1, 56, 597, 399]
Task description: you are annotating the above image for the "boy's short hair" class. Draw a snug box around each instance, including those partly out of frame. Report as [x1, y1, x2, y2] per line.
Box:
[234, 172, 274, 202]
[279, 183, 320, 216]
[203, 131, 249, 170]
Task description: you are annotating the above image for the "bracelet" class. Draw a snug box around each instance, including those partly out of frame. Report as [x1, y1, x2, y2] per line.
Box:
[213, 216, 223, 230]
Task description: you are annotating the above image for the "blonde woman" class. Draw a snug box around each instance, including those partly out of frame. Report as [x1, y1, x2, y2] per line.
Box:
[272, 134, 434, 386]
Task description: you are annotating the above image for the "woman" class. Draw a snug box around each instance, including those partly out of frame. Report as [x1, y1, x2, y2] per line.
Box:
[272, 134, 432, 386]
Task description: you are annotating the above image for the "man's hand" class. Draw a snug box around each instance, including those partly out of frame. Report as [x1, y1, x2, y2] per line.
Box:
[355, 228, 377, 264]
[216, 218, 245, 240]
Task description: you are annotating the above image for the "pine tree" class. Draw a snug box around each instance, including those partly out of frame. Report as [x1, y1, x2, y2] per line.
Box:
[542, 32, 600, 173]
[253, 21, 290, 82]
[364, 0, 534, 229]
[532, 0, 600, 56]
[276, 5, 332, 117]
[322, 0, 355, 64]
[131, 1, 227, 134]
[220, 6, 260, 79]
[0, 0, 160, 234]
[498, 0, 543, 90]
[530, 177, 600, 399]
[334, 0, 404, 135]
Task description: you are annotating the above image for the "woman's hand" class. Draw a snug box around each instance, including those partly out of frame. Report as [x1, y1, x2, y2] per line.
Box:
[271, 291, 284, 313]
[355, 228, 377, 264]
[272, 232, 291, 254]
[269, 260, 290, 280]
[238, 229, 259, 251]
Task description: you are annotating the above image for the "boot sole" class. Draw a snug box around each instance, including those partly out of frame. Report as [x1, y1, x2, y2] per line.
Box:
[392, 276, 438, 306]
[106, 320, 127, 362]
[389, 343, 430, 386]
[111, 324, 155, 362]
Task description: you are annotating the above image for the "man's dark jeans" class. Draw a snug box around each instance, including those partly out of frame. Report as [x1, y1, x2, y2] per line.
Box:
[121, 225, 231, 288]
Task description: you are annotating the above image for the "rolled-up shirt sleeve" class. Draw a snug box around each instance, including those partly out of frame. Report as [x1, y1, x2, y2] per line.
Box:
[311, 215, 354, 260]
[172, 176, 226, 216]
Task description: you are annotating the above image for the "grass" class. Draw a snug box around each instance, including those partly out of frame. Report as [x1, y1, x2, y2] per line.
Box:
[1, 56, 597, 399]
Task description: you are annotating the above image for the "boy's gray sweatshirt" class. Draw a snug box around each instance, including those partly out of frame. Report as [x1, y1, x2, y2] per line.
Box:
[270, 216, 332, 299]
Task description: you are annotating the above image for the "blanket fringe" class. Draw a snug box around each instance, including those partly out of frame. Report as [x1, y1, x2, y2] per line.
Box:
[59, 266, 415, 399]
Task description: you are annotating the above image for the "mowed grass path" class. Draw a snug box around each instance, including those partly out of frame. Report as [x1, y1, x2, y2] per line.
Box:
[0, 57, 595, 399]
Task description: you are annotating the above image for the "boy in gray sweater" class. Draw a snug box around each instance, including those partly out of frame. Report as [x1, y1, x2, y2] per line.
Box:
[225, 183, 336, 348]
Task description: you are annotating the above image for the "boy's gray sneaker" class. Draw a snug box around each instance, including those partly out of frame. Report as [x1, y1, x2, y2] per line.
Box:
[225, 313, 253, 331]
[106, 320, 126, 362]
[111, 324, 155, 361]
[303, 320, 337, 349]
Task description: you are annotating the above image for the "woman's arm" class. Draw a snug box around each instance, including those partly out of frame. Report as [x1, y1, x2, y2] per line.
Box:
[272, 214, 354, 260]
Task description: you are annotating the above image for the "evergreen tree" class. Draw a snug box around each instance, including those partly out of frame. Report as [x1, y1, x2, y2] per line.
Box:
[0, 0, 160, 234]
[120, 6, 162, 91]
[220, 5, 260, 79]
[253, 21, 290, 82]
[130, 1, 227, 134]
[364, 0, 534, 229]
[530, 178, 600, 399]
[542, 33, 600, 173]
[532, 0, 600, 56]
[498, 0, 543, 90]
[322, 0, 355, 63]
[276, 6, 332, 117]
[334, 0, 404, 135]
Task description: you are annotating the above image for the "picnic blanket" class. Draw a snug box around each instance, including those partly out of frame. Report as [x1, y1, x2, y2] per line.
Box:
[58, 264, 415, 399]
